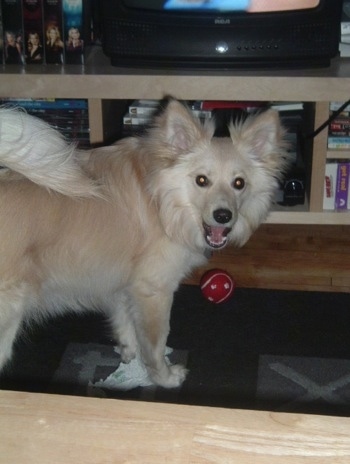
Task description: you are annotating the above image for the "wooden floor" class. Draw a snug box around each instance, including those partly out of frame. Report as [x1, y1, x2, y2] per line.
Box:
[185, 224, 350, 293]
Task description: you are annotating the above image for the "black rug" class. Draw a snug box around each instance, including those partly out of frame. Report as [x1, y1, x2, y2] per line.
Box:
[1, 285, 350, 417]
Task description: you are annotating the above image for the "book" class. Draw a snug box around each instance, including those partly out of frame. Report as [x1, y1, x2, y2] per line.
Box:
[191, 109, 213, 120]
[128, 100, 159, 116]
[0, 98, 90, 147]
[330, 101, 350, 112]
[123, 113, 152, 126]
[323, 162, 338, 210]
[43, 0, 64, 64]
[200, 100, 265, 112]
[328, 137, 350, 149]
[335, 162, 350, 210]
[0, 97, 88, 110]
[2, 0, 25, 64]
[63, 0, 84, 65]
[329, 119, 350, 136]
[270, 102, 304, 112]
[329, 131, 350, 137]
[22, 0, 44, 64]
[330, 118, 350, 132]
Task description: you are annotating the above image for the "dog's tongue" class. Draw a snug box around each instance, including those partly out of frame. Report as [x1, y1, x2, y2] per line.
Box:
[211, 226, 226, 244]
[205, 225, 231, 249]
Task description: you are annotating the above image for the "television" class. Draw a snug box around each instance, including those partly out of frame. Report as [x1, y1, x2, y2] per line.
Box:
[100, 0, 343, 68]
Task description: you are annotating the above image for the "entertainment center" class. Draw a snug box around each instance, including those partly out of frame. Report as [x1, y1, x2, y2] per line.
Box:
[1, 45, 350, 464]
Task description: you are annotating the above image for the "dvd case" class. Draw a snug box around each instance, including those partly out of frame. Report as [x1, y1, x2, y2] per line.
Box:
[23, 0, 44, 64]
[63, 0, 84, 65]
[2, 0, 24, 65]
[43, 0, 64, 64]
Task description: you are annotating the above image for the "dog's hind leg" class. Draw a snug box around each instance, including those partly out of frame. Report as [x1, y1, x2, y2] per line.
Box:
[0, 283, 29, 373]
[130, 285, 187, 388]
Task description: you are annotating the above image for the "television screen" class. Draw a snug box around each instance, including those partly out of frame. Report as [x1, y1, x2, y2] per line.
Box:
[124, 0, 320, 13]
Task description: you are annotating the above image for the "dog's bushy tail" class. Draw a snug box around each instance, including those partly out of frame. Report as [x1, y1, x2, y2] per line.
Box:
[0, 107, 99, 197]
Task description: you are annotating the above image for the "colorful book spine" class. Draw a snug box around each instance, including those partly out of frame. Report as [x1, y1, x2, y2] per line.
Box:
[43, 0, 64, 64]
[0, 98, 90, 147]
[0, 97, 88, 110]
[22, 0, 44, 64]
[323, 162, 338, 210]
[330, 118, 350, 131]
[191, 109, 213, 119]
[2, 0, 25, 65]
[329, 117, 350, 140]
[128, 100, 159, 116]
[335, 163, 350, 210]
[328, 137, 350, 150]
[63, 0, 84, 65]
[200, 100, 265, 111]
[123, 114, 152, 126]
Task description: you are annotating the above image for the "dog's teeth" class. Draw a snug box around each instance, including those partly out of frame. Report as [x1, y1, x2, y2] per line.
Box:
[206, 234, 227, 248]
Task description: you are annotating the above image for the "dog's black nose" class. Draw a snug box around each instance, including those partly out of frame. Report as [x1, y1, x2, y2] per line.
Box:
[213, 208, 233, 224]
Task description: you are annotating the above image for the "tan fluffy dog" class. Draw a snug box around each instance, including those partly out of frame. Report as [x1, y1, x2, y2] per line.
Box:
[0, 100, 288, 387]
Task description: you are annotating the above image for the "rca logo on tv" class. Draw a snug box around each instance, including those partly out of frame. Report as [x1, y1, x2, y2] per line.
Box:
[214, 18, 231, 25]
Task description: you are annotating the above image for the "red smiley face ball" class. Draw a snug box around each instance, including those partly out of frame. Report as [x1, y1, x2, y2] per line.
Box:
[200, 269, 236, 304]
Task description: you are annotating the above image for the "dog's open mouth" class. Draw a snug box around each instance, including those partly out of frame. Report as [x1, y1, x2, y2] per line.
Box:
[203, 223, 231, 249]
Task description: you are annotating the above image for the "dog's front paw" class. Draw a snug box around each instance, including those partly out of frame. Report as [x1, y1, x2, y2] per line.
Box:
[152, 363, 188, 388]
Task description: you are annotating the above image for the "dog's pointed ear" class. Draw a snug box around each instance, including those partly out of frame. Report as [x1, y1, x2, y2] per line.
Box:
[161, 99, 204, 154]
[241, 109, 283, 157]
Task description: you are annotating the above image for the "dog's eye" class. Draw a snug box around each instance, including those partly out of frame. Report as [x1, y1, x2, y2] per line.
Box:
[233, 177, 245, 190]
[196, 175, 209, 187]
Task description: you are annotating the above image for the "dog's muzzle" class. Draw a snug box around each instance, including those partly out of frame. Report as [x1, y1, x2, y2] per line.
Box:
[203, 208, 233, 249]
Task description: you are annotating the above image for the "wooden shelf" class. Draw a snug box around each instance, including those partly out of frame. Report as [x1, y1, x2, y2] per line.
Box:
[0, 50, 350, 101]
[267, 211, 350, 225]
